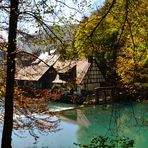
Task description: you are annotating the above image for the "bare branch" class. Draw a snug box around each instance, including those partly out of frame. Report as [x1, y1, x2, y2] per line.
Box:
[89, 0, 116, 37]
[117, 0, 129, 43]
[55, 0, 82, 14]
[16, 50, 58, 68]
[21, 11, 64, 45]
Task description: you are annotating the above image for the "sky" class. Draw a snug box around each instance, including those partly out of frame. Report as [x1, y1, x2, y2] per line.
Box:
[59, 0, 105, 20]
[84, 0, 105, 14]
[0, 0, 105, 40]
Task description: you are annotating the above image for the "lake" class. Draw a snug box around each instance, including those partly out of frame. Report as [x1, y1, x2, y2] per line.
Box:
[0, 102, 148, 148]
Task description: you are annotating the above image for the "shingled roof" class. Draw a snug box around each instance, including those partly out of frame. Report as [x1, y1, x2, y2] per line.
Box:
[16, 51, 105, 87]
[15, 54, 59, 81]
[54, 60, 76, 73]
[76, 60, 91, 84]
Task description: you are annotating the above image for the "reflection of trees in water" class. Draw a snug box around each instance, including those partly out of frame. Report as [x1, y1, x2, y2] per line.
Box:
[76, 103, 148, 145]
[0, 98, 60, 142]
[0, 98, 147, 146]
[76, 105, 113, 144]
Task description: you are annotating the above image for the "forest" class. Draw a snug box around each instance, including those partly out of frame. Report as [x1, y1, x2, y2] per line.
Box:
[0, 0, 147, 147]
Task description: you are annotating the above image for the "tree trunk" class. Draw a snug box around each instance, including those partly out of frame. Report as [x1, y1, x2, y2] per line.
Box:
[1, 0, 19, 147]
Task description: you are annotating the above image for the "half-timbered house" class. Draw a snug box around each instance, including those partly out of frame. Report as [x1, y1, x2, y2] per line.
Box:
[76, 58, 105, 91]
[15, 52, 105, 92]
[52, 58, 105, 92]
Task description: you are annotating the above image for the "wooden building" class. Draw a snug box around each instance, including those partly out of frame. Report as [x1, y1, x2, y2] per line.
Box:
[76, 59, 105, 91]
[15, 52, 105, 92]
[53, 60, 77, 83]
[0, 43, 36, 86]
[53, 58, 105, 92]
[15, 52, 59, 89]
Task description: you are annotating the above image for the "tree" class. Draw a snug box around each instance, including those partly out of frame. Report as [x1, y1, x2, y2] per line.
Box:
[74, 1, 121, 82]
[74, 0, 148, 99]
[0, 41, 7, 96]
[115, 0, 148, 99]
[0, 0, 91, 147]
[1, 0, 19, 147]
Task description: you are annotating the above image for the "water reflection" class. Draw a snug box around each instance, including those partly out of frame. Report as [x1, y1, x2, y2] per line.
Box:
[59, 109, 90, 127]
[0, 102, 147, 147]
[59, 103, 148, 147]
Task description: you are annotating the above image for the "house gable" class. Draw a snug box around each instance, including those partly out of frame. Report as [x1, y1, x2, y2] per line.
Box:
[78, 59, 105, 91]
[53, 59, 105, 91]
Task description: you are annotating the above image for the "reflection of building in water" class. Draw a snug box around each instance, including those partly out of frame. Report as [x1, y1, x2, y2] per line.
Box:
[58, 104, 148, 148]
[59, 109, 90, 127]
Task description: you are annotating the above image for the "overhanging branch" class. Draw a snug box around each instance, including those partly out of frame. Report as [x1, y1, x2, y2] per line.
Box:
[89, 0, 116, 37]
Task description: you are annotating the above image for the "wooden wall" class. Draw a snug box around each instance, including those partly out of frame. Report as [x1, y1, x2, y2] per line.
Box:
[82, 60, 105, 91]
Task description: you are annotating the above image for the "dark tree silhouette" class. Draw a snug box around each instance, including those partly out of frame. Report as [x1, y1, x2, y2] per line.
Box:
[1, 0, 19, 147]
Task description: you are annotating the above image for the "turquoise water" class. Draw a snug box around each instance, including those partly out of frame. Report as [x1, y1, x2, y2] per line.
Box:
[0, 102, 148, 148]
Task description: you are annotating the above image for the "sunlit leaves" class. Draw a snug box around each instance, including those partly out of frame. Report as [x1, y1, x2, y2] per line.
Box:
[117, 46, 148, 97]
[74, 0, 147, 99]
[74, 135, 134, 148]
[75, 14, 101, 57]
